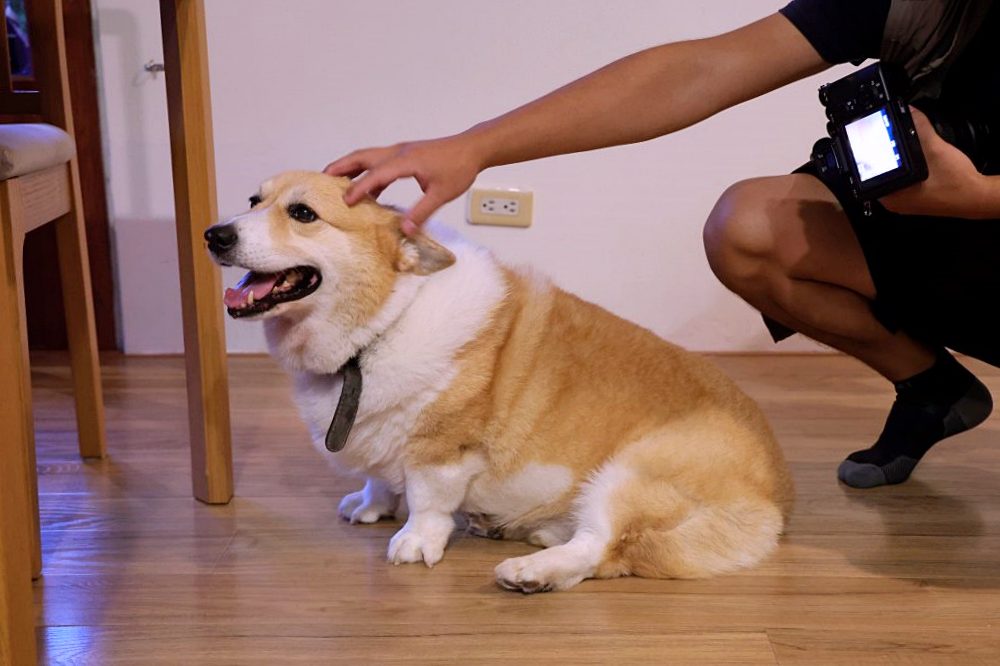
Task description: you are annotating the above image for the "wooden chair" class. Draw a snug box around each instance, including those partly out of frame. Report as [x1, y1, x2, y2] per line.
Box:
[0, 1, 106, 663]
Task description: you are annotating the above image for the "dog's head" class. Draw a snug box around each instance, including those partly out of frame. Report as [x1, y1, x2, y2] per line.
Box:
[205, 171, 455, 323]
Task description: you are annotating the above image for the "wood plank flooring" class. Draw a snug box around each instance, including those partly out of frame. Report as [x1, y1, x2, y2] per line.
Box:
[28, 353, 1000, 664]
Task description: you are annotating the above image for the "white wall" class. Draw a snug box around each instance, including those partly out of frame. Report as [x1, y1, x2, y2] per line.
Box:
[94, 0, 853, 354]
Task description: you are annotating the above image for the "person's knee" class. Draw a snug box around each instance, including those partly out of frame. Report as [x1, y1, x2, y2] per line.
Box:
[703, 178, 781, 293]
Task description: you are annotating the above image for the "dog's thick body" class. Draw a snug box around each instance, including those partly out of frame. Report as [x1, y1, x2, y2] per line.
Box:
[209, 172, 793, 592]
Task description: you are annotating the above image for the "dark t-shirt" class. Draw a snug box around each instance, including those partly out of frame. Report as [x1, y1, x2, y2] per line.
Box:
[768, 1, 1000, 361]
[779, 0, 1000, 114]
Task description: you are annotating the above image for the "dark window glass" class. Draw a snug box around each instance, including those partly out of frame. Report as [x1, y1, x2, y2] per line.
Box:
[6, 0, 32, 77]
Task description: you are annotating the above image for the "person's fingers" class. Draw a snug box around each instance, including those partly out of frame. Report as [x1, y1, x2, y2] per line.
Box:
[400, 218, 419, 237]
[326, 164, 366, 180]
[404, 190, 448, 230]
[909, 107, 938, 140]
[323, 152, 370, 177]
[345, 163, 410, 205]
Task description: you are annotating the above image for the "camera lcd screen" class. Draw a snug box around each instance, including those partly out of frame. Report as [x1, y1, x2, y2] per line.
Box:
[845, 107, 902, 182]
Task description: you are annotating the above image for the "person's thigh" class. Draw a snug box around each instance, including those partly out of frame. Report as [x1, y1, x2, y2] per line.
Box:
[704, 173, 876, 299]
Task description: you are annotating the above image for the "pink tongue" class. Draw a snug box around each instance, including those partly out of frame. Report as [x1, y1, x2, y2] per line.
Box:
[223, 271, 280, 308]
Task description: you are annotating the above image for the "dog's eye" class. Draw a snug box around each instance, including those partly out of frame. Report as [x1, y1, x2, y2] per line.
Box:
[287, 203, 318, 223]
[248, 194, 262, 208]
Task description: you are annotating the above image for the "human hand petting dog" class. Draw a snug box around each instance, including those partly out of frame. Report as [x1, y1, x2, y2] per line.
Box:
[324, 134, 485, 236]
[879, 107, 1000, 219]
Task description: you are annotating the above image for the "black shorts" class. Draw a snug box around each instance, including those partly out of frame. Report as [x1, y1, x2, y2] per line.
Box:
[764, 162, 1000, 368]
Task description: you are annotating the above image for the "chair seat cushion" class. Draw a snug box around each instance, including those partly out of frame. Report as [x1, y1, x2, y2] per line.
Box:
[0, 123, 75, 180]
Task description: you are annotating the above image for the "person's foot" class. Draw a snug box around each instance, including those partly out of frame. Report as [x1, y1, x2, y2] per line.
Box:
[838, 353, 993, 489]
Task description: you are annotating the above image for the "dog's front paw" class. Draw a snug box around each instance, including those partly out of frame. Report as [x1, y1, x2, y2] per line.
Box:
[338, 481, 398, 524]
[387, 524, 448, 567]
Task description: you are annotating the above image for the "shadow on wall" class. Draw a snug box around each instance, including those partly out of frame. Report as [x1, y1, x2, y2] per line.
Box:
[112, 217, 266, 354]
[94, 8, 158, 353]
[667, 291, 827, 353]
[112, 216, 182, 352]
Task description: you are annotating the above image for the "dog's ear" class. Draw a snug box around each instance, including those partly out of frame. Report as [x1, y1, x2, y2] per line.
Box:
[395, 230, 456, 275]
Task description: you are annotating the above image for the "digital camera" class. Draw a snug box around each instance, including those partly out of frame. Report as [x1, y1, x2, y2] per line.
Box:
[812, 62, 997, 202]
[811, 62, 926, 201]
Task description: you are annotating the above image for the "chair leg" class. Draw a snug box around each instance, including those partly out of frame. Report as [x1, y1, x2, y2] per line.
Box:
[13, 351, 42, 581]
[8, 210, 43, 582]
[0, 389, 39, 664]
[22, 442, 42, 582]
[54, 186, 107, 461]
[0, 193, 40, 666]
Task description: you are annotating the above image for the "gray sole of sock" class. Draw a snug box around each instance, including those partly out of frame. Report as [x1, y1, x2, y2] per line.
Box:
[837, 456, 918, 488]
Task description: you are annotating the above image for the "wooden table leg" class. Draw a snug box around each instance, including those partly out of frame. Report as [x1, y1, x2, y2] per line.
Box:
[1, 194, 39, 666]
[159, 0, 233, 504]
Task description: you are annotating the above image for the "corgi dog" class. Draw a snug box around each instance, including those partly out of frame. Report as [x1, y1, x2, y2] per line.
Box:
[205, 171, 793, 593]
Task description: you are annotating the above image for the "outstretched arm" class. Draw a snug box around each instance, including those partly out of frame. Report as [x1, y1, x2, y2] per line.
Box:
[325, 13, 829, 231]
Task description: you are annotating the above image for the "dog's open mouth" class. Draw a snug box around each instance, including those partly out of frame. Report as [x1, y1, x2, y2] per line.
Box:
[223, 266, 322, 318]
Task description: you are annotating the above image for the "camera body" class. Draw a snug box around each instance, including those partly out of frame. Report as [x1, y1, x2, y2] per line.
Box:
[812, 62, 927, 201]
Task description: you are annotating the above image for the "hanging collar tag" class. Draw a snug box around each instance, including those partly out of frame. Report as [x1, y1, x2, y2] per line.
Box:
[324, 356, 363, 452]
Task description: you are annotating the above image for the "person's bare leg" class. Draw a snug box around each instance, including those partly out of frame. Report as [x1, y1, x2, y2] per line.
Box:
[703, 175, 992, 487]
[704, 175, 933, 379]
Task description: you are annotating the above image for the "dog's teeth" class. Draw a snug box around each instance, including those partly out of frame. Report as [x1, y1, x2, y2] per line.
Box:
[247, 291, 254, 305]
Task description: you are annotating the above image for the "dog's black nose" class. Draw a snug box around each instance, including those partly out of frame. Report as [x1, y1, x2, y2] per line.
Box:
[205, 224, 238, 253]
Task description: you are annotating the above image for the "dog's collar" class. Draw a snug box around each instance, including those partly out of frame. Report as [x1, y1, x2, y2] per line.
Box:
[324, 356, 363, 453]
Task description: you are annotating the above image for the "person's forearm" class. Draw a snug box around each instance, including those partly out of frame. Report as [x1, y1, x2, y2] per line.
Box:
[462, 40, 719, 169]
[973, 175, 1000, 219]
[457, 15, 828, 170]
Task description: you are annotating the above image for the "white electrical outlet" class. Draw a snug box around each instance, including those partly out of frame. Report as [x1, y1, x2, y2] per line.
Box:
[467, 188, 533, 227]
[480, 197, 519, 216]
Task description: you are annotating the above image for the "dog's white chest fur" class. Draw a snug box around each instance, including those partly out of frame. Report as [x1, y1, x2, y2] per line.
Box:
[292, 370, 445, 488]
[290, 235, 508, 488]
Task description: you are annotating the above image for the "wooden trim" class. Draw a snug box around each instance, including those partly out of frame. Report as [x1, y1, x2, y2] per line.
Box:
[11, 75, 40, 91]
[62, 0, 118, 350]
[159, 0, 234, 504]
[0, 90, 41, 115]
[0, 114, 41, 123]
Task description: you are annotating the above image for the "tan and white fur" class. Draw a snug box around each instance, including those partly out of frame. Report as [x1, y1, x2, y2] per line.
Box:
[207, 171, 794, 593]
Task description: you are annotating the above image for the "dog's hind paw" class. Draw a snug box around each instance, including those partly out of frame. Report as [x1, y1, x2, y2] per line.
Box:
[495, 544, 595, 593]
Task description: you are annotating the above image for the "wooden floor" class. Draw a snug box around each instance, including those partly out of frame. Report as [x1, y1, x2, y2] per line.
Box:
[28, 353, 1000, 665]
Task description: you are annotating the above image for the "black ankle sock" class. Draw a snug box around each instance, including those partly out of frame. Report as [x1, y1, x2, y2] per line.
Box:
[838, 352, 993, 488]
